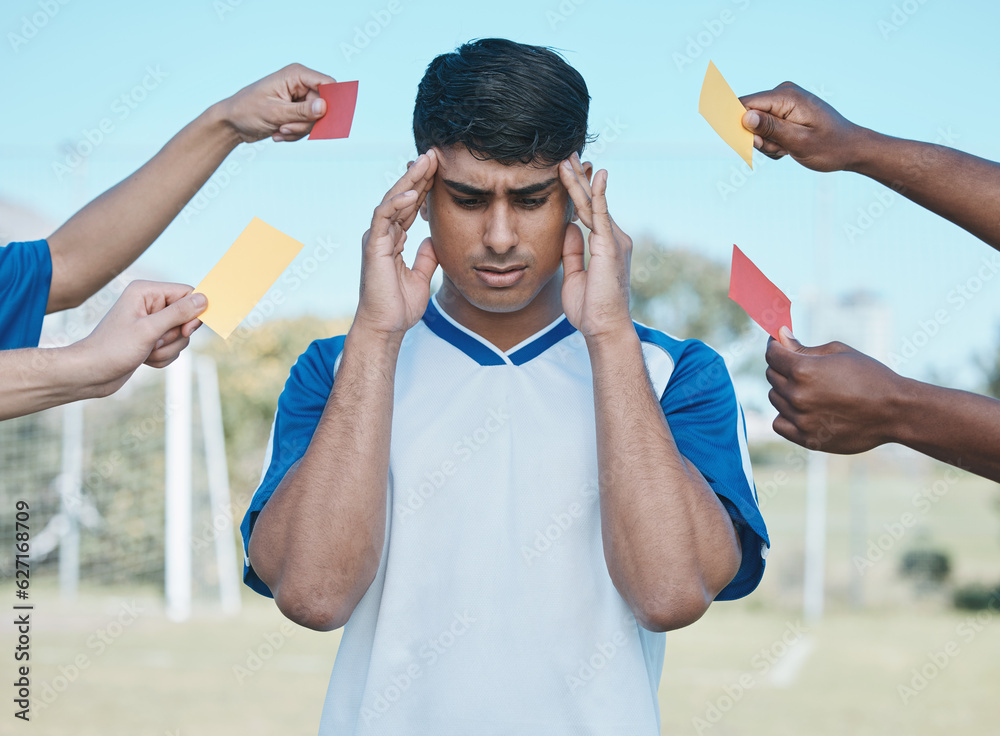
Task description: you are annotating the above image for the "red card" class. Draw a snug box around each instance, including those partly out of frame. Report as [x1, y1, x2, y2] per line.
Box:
[728, 244, 792, 340]
[308, 81, 359, 140]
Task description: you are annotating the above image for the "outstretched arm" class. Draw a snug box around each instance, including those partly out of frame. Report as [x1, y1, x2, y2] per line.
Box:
[739, 82, 1000, 252]
[560, 154, 741, 632]
[46, 64, 336, 313]
[0, 281, 205, 420]
[766, 329, 1000, 482]
[246, 152, 439, 631]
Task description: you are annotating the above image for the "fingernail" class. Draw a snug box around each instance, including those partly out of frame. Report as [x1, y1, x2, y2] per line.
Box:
[745, 111, 760, 129]
[312, 98, 324, 116]
[779, 325, 794, 340]
[192, 293, 207, 308]
[155, 339, 164, 350]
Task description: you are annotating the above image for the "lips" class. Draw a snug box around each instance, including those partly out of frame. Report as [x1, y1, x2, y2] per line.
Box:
[474, 265, 527, 288]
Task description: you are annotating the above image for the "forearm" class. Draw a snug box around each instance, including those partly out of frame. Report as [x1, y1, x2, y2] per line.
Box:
[890, 376, 1000, 482]
[851, 129, 1000, 251]
[0, 345, 105, 420]
[46, 102, 242, 312]
[590, 331, 741, 632]
[248, 327, 401, 630]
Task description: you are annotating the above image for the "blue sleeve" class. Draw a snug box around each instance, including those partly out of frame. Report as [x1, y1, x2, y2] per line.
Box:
[0, 240, 53, 350]
[659, 339, 770, 601]
[239, 335, 346, 598]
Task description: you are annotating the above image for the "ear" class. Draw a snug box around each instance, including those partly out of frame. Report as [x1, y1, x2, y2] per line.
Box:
[406, 159, 414, 170]
[582, 160, 594, 182]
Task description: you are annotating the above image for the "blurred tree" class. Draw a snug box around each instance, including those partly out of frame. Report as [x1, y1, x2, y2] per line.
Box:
[629, 235, 751, 351]
[203, 316, 352, 504]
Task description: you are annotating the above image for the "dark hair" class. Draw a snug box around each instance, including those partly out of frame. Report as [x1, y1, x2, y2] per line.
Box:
[413, 38, 593, 166]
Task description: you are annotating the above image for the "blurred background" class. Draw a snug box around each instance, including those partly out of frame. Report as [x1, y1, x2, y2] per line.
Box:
[1, 0, 998, 734]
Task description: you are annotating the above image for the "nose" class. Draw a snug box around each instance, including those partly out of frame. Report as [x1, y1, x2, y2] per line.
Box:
[482, 202, 518, 254]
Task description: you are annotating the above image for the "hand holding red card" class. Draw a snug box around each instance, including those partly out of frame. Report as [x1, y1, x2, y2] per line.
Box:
[309, 81, 359, 140]
[728, 244, 792, 340]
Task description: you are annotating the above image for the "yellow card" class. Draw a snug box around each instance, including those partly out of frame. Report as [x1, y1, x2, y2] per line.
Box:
[194, 217, 304, 339]
[699, 61, 753, 168]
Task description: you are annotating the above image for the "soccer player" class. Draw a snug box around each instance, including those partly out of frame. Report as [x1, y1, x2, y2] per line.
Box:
[242, 39, 769, 733]
[0, 63, 335, 420]
[739, 82, 1000, 482]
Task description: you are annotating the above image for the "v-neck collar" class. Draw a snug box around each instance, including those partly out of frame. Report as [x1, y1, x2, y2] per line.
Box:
[421, 293, 577, 367]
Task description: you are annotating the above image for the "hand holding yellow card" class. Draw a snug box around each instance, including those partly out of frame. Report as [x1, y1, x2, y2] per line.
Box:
[699, 61, 754, 168]
[195, 217, 304, 339]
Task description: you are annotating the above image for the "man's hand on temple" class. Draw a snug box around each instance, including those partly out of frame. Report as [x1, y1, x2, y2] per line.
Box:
[559, 152, 634, 343]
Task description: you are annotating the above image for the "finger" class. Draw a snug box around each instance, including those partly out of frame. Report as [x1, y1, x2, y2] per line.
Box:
[764, 335, 798, 377]
[180, 318, 203, 338]
[369, 190, 419, 244]
[767, 387, 797, 418]
[764, 366, 789, 391]
[381, 152, 433, 206]
[777, 325, 803, 351]
[562, 223, 585, 277]
[145, 292, 208, 337]
[738, 83, 804, 117]
[145, 336, 191, 369]
[284, 63, 337, 94]
[589, 169, 613, 240]
[742, 109, 796, 149]
[278, 96, 327, 125]
[559, 158, 594, 230]
[771, 414, 805, 446]
[277, 120, 317, 138]
[411, 237, 439, 282]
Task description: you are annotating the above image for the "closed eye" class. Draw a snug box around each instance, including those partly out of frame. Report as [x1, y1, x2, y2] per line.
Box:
[518, 196, 550, 209]
[452, 197, 484, 209]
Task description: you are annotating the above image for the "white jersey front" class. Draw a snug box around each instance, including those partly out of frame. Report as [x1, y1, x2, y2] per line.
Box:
[241, 294, 769, 735]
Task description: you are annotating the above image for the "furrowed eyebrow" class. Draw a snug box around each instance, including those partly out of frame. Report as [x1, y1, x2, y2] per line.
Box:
[443, 178, 559, 197]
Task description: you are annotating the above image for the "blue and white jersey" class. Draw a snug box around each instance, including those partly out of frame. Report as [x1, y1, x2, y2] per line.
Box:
[241, 293, 769, 735]
[0, 240, 52, 350]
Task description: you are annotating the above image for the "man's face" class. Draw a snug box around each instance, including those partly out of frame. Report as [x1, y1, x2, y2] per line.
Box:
[421, 144, 580, 318]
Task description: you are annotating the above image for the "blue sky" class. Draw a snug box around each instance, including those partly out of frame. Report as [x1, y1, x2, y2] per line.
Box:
[3, 0, 999, 392]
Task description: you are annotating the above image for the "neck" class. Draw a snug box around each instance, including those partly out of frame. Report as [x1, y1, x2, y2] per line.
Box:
[435, 274, 564, 352]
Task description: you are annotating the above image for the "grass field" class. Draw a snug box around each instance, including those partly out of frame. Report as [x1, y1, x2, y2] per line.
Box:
[5, 451, 999, 734]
